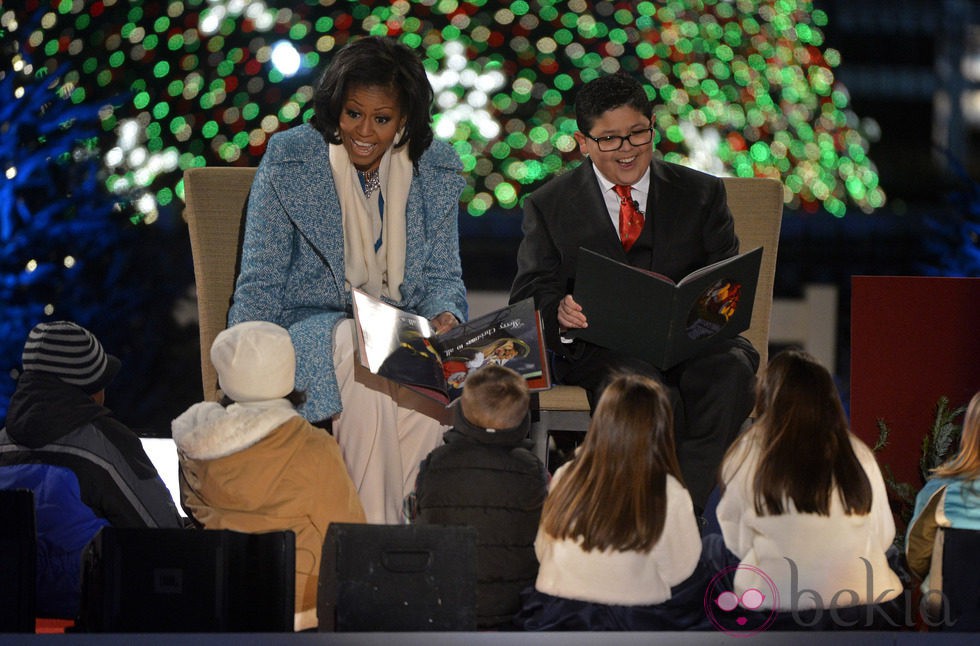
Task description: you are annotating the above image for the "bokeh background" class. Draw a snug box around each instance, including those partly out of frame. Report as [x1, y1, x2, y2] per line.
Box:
[2, 0, 978, 435]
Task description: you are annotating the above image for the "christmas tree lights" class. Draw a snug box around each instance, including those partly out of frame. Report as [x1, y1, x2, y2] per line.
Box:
[3, 0, 884, 220]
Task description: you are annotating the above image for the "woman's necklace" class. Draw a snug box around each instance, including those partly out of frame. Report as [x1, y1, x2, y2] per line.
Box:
[359, 168, 381, 198]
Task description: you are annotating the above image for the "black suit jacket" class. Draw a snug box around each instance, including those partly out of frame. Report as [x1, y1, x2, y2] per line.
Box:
[510, 157, 740, 356]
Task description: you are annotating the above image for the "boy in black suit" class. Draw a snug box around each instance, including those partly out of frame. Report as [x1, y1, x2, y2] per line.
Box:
[509, 73, 759, 511]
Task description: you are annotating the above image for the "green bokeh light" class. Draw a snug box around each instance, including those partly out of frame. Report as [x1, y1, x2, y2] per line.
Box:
[11, 0, 884, 220]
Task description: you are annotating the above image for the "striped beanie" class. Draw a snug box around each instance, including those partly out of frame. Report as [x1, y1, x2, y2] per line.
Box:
[22, 321, 121, 394]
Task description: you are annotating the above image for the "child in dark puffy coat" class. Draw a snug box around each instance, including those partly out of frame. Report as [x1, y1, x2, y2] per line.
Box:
[406, 364, 548, 629]
[0, 321, 181, 619]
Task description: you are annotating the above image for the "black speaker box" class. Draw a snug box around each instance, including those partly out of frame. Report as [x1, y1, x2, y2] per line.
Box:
[77, 526, 295, 632]
[318, 523, 477, 632]
[941, 527, 980, 631]
[0, 489, 36, 632]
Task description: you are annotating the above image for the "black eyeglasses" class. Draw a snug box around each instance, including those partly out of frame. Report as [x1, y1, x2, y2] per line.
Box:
[584, 127, 654, 152]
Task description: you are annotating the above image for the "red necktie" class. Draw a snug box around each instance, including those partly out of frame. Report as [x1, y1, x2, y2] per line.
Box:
[614, 184, 644, 252]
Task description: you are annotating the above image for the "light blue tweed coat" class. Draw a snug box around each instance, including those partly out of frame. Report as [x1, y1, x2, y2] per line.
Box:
[228, 123, 467, 421]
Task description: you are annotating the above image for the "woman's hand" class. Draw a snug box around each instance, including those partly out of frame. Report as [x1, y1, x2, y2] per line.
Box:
[430, 311, 459, 335]
[557, 294, 588, 330]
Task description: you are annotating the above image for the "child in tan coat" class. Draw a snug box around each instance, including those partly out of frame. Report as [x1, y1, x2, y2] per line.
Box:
[172, 321, 365, 631]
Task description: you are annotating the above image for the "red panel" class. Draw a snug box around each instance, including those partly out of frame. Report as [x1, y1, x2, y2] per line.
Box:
[850, 276, 980, 488]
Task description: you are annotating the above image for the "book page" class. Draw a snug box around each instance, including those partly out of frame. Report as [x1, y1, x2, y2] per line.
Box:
[573, 248, 676, 366]
[433, 297, 547, 398]
[351, 290, 550, 402]
[581, 249, 677, 285]
[677, 247, 763, 286]
[351, 288, 433, 373]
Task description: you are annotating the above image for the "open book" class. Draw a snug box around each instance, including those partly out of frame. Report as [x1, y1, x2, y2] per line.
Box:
[571, 247, 763, 370]
[351, 289, 551, 404]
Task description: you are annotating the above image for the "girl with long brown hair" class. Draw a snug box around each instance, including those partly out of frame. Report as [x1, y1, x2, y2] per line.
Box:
[713, 349, 902, 616]
[516, 373, 707, 630]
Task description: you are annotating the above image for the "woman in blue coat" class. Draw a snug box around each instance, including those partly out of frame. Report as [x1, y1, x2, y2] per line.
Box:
[228, 36, 467, 523]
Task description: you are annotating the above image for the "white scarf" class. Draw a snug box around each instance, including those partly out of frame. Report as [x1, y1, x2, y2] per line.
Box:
[329, 140, 410, 301]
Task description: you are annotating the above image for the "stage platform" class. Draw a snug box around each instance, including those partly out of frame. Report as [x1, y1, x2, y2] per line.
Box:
[2, 632, 976, 645]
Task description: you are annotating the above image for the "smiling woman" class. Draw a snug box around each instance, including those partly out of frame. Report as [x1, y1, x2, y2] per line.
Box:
[337, 86, 405, 173]
[227, 36, 468, 525]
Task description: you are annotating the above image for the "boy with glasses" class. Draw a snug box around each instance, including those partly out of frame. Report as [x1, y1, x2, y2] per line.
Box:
[509, 72, 759, 515]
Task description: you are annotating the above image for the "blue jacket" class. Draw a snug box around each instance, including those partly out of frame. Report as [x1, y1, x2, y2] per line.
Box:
[905, 475, 980, 578]
[228, 124, 467, 421]
[0, 463, 109, 618]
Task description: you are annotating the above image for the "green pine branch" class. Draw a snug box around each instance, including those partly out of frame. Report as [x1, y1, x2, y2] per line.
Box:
[919, 396, 968, 480]
[873, 397, 966, 550]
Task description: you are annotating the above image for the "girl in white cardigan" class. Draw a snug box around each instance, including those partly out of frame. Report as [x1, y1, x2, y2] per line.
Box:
[708, 349, 905, 630]
[516, 374, 709, 630]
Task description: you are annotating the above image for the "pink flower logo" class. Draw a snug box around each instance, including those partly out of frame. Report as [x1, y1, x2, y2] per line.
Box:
[704, 564, 780, 636]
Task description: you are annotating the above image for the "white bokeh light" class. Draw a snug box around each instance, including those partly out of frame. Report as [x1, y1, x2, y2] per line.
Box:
[428, 40, 506, 143]
[271, 41, 301, 77]
[198, 6, 225, 35]
[679, 122, 726, 176]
